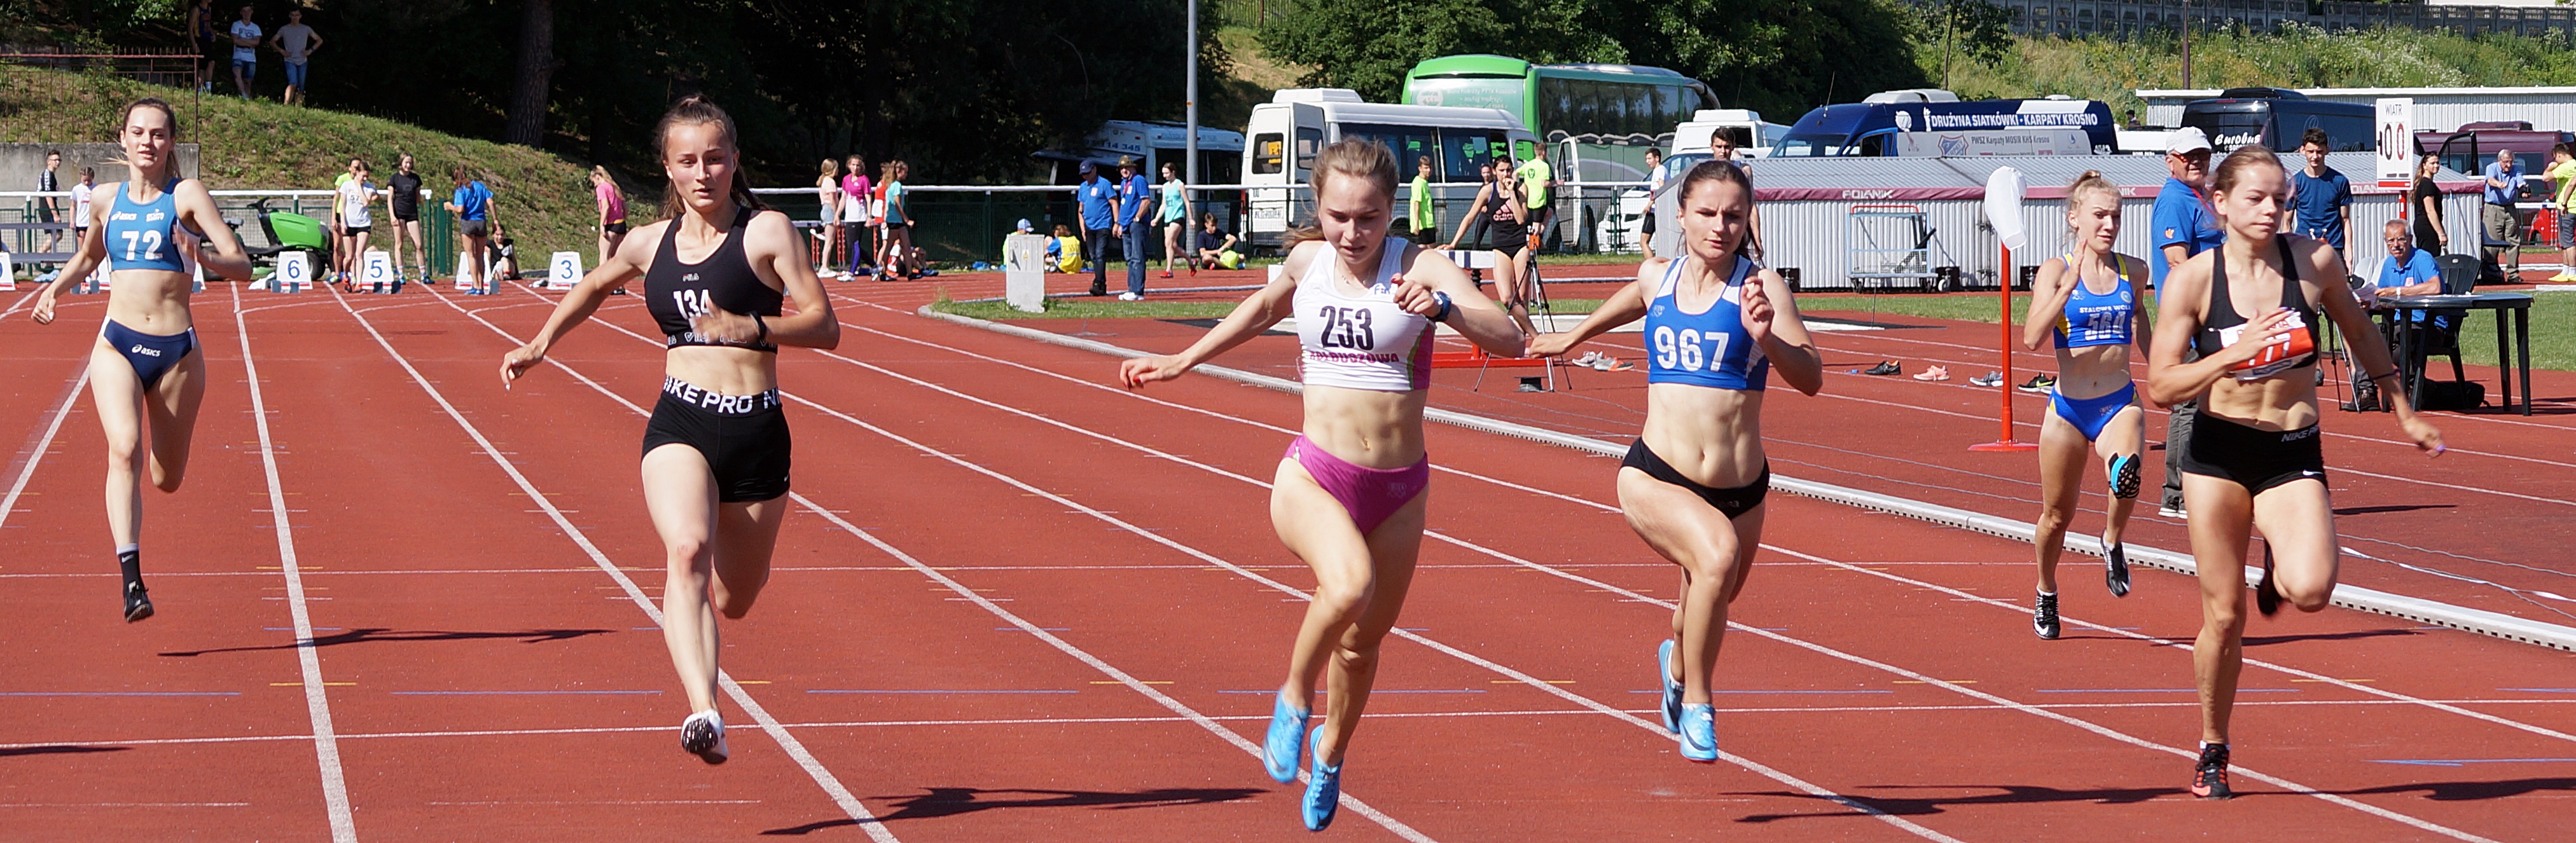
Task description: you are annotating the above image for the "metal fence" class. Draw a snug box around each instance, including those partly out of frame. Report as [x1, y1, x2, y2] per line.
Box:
[5, 189, 459, 278]
[1988, 0, 2576, 40]
[0, 48, 200, 88]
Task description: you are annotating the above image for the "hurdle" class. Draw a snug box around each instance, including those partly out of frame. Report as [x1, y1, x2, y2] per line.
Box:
[1967, 166, 2037, 453]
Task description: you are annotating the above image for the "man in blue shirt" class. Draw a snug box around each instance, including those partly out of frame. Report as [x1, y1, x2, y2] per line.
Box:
[2483, 149, 2525, 280]
[2150, 127, 2222, 518]
[2367, 221, 2446, 325]
[1074, 161, 1116, 296]
[1114, 156, 1154, 300]
[2289, 127, 2353, 254]
[442, 167, 495, 288]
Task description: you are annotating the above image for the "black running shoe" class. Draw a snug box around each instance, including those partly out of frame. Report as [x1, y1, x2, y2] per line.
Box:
[2190, 743, 2233, 799]
[123, 581, 154, 623]
[2032, 591, 2060, 640]
[2255, 545, 2282, 617]
[2105, 542, 2132, 598]
[681, 711, 728, 764]
[2017, 374, 2057, 394]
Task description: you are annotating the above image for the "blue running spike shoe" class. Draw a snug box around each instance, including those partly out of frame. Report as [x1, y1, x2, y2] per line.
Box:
[1678, 703, 1718, 762]
[1263, 692, 1309, 783]
[1303, 727, 1341, 831]
[1656, 639, 1683, 734]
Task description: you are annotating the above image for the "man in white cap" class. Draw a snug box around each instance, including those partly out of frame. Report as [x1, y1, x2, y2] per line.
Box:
[2150, 125, 2224, 519]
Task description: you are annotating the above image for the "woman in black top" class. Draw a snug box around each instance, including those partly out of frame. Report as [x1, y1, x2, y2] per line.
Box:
[387, 153, 426, 283]
[2411, 155, 2447, 254]
[2146, 145, 2441, 802]
[502, 95, 838, 764]
[1443, 156, 1537, 336]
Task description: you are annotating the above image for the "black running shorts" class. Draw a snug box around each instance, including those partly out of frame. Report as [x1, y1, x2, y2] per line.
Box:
[641, 378, 791, 503]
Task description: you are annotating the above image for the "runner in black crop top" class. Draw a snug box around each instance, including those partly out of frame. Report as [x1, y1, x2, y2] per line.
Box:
[2191, 235, 2315, 380]
[644, 206, 782, 352]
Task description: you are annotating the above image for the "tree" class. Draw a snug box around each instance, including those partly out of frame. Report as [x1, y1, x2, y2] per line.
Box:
[503, 0, 554, 147]
[1257, 0, 1622, 102]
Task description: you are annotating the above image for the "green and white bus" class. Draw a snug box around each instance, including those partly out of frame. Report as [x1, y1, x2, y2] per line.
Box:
[1401, 54, 1711, 249]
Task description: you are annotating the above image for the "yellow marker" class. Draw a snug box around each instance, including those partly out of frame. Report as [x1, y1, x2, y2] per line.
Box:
[733, 680, 772, 685]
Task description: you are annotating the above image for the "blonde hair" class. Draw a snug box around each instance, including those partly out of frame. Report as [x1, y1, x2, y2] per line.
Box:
[2063, 169, 2120, 243]
[1285, 138, 1399, 245]
[817, 158, 840, 186]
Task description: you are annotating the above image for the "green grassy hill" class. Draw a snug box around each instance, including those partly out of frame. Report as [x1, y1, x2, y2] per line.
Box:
[2, 67, 608, 263]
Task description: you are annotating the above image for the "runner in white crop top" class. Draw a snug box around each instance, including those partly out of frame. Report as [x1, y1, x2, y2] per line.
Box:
[1294, 236, 1436, 391]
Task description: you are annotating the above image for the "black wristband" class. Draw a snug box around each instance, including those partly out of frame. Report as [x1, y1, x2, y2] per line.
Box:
[753, 313, 769, 343]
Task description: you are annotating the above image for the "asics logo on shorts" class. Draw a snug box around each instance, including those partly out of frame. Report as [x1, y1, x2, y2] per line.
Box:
[130, 345, 162, 357]
[661, 377, 779, 415]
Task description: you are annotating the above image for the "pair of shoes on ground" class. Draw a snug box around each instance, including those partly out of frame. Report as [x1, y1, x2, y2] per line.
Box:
[1569, 352, 1633, 372]
[1854, 360, 1901, 376]
[1913, 364, 1952, 381]
[1967, 371, 2004, 387]
[1262, 693, 1342, 830]
[1118, 292, 1144, 301]
[2017, 374, 2057, 394]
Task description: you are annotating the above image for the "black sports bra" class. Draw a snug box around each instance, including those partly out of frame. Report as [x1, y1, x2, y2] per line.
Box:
[2193, 235, 2318, 381]
[644, 207, 782, 352]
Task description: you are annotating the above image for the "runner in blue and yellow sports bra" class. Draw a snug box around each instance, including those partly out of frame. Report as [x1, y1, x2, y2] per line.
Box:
[2018, 171, 2156, 640]
[32, 98, 254, 624]
[1530, 160, 1822, 766]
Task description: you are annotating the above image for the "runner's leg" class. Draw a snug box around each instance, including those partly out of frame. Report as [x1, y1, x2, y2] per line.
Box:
[2185, 474, 2253, 745]
[2094, 404, 2147, 548]
[1271, 460, 1425, 766]
[2249, 479, 2337, 612]
[2032, 411, 2088, 594]
[87, 340, 149, 549]
[642, 444, 724, 715]
[1617, 468, 1751, 704]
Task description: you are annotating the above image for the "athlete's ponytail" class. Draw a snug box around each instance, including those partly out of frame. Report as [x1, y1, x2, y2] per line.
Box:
[654, 94, 768, 220]
[2063, 169, 2121, 244]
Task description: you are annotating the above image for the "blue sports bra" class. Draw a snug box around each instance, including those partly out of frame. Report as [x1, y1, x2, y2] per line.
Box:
[1644, 254, 1768, 391]
[102, 179, 197, 274]
[2054, 253, 2139, 349]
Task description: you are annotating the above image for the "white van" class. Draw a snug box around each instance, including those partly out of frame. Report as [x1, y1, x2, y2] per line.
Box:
[1671, 108, 1792, 159]
[1240, 88, 1538, 250]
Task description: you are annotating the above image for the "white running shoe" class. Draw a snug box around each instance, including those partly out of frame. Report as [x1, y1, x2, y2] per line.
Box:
[2158, 505, 2187, 519]
[681, 710, 728, 764]
[1118, 292, 1144, 301]
[1571, 352, 1602, 366]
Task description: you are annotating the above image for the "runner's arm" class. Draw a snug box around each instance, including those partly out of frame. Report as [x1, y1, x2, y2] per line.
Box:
[2020, 257, 2075, 351]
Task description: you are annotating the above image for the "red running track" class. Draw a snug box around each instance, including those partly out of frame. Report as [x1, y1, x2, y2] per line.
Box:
[0, 277, 2570, 840]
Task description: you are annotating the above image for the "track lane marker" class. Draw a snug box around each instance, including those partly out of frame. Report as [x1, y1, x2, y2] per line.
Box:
[232, 282, 359, 842]
[330, 285, 899, 842]
[0, 364, 88, 533]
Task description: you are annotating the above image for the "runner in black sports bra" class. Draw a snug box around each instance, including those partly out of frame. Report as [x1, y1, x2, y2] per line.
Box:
[644, 207, 781, 353]
[2191, 235, 2316, 382]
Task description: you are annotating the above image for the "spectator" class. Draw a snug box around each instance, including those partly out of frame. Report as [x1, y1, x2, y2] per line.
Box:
[2413, 155, 2448, 255]
[1114, 156, 1153, 300]
[2547, 143, 2576, 283]
[1049, 223, 1082, 273]
[488, 219, 520, 280]
[840, 154, 873, 276]
[386, 153, 426, 284]
[1157, 161, 1191, 278]
[268, 8, 320, 106]
[813, 158, 841, 278]
[1708, 132, 1762, 257]
[2149, 126, 2223, 519]
[228, 4, 261, 99]
[2289, 127, 2352, 255]
[333, 158, 377, 291]
[1074, 160, 1115, 295]
[1515, 144, 1555, 250]
[2124, 108, 2142, 130]
[1464, 162, 1495, 249]
[881, 160, 915, 280]
[869, 161, 892, 269]
[592, 165, 627, 273]
[2483, 148, 2523, 279]
[331, 158, 357, 283]
[1640, 146, 1666, 258]
[36, 150, 62, 253]
[2366, 221, 2442, 301]
[1404, 154, 1434, 243]
[443, 166, 495, 285]
[69, 166, 95, 251]
[188, 0, 221, 93]
[1193, 212, 1238, 270]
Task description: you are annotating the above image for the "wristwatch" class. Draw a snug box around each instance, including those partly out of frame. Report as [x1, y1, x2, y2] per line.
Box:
[1427, 291, 1454, 322]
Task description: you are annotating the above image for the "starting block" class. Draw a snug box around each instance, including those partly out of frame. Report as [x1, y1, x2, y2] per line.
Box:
[274, 250, 312, 292]
[547, 251, 583, 291]
[361, 250, 399, 294]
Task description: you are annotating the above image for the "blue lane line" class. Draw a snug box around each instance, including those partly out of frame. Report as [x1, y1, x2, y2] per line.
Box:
[2370, 758, 2576, 767]
[807, 689, 1077, 694]
[390, 690, 661, 696]
[2035, 688, 2299, 693]
[0, 696, 242, 701]
[2501, 688, 2576, 693]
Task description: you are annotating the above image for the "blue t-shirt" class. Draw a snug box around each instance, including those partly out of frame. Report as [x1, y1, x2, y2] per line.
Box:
[1076, 177, 1115, 231]
[2483, 160, 2524, 206]
[1117, 174, 1152, 226]
[452, 181, 492, 221]
[2377, 247, 2446, 325]
[2149, 177, 2224, 289]
[2290, 167, 2352, 251]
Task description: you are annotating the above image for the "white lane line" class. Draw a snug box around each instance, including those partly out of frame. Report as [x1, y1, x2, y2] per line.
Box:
[232, 283, 359, 843]
[331, 285, 898, 843]
[0, 288, 41, 320]
[820, 301, 2506, 840]
[448, 291, 1439, 843]
[0, 366, 88, 530]
[856, 303, 2576, 739]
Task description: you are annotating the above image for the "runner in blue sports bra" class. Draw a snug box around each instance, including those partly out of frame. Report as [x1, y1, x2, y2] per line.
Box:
[2017, 170, 2156, 639]
[32, 98, 254, 623]
[1530, 160, 1822, 765]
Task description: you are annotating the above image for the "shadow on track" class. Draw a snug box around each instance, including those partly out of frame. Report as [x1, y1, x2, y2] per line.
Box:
[2344, 776, 2576, 801]
[2241, 627, 2420, 647]
[2334, 504, 2458, 516]
[1735, 783, 2180, 821]
[0, 745, 128, 758]
[759, 786, 1265, 833]
[158, 627, 614, 657]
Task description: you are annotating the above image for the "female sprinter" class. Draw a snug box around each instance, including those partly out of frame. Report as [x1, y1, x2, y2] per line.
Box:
[2145, 146, 2442, 799]
[2018, 170, 2153, 640]
[592, 165, 629, 271]
[1444, 156, 1539, 338]
[1158, 160, 1191, 278]
[31, 98, 254, 622]
[1528, 160, 1822, 762]
[1118, 139, 1524, 830]
[812, 158, 841, 278]
[501, 95, 838, 764]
